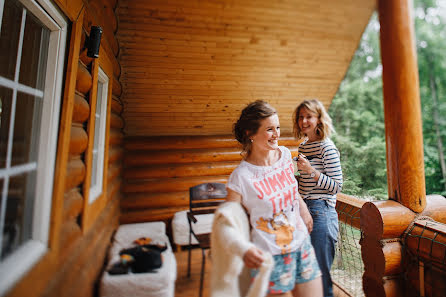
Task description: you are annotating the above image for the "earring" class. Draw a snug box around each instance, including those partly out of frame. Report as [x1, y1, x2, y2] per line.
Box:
[250, 139, 253, 143]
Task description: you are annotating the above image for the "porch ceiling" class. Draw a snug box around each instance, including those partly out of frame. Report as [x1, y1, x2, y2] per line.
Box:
[117, 0, 376, 136]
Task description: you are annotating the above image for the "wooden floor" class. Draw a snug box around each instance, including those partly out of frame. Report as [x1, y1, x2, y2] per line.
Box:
[173, 247, 351, 297]
[174, 248, 212, 297]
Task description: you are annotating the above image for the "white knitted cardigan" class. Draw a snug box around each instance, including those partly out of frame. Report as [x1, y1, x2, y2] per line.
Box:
[210, 202, 273, 297]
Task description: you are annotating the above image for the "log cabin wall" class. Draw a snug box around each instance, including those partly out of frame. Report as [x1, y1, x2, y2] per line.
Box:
[6, 0, 124, 296]
[121, 135, 300, 223]
[117, 0, 376, 224]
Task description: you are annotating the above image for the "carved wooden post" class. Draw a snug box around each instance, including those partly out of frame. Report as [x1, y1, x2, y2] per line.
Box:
[361, 1, 427, 296]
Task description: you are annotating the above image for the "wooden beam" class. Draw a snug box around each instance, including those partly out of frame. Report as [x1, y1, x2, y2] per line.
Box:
[378, 0, 425, 212]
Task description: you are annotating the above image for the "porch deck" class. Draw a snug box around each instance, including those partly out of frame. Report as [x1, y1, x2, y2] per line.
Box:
[174, 249, 211, 297]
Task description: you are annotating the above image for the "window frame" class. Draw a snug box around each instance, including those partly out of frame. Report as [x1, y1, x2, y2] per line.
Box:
[0, 0, 67, 294]
[89, 66, 109, 203]
[81, 50, 113, 231]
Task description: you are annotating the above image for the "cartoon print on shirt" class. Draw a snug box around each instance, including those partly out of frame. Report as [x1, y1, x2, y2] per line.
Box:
[256, 211, 295, 254]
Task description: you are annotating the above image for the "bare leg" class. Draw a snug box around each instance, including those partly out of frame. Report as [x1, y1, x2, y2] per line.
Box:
[291, 276, 323, 297]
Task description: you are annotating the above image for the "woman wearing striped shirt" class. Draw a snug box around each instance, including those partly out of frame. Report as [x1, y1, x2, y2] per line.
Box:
[293, 99, 343, 297]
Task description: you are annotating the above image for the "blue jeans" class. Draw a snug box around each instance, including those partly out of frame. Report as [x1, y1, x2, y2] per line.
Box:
[305, 199, 339, 297]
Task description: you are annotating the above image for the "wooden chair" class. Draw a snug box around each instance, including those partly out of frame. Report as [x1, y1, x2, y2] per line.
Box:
[187, 182, 227, 297]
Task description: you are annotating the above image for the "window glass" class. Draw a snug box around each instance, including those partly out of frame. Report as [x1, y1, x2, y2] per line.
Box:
[2, 171, 36, 260]
[0, 88, 13, 168]
[0, 0, 21, 80]
[11, 92, 43, 166]
[0, 0, 66, 284]
[19, 12, 50, 90]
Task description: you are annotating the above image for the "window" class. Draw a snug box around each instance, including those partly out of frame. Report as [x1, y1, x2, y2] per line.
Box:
[89, 67, 109, 203]
[0, 0, 66, 293]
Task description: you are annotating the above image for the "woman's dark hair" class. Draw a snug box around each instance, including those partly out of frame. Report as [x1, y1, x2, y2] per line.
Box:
[233, 100, 277, 156]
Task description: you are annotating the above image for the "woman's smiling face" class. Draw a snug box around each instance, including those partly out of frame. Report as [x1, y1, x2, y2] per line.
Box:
[251, 114, 280, 151]
[298, 107, 319, 141]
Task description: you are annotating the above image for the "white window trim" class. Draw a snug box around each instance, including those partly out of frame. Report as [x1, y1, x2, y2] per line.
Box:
[0, 0, 67, 294]
[89, 67, 109, 203]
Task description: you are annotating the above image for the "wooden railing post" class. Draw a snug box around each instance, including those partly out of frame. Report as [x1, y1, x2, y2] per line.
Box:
[360, 1, 427, 296]
[379, 0, 426, 212]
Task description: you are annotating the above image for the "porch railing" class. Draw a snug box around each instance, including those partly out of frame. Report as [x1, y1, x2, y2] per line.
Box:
[333, 193, 367, 297]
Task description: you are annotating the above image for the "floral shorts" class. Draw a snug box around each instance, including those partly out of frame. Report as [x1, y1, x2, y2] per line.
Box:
[251, 236, 321, 294]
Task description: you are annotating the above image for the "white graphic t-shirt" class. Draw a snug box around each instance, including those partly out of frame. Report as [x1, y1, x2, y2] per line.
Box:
[227, 146, 308, 255]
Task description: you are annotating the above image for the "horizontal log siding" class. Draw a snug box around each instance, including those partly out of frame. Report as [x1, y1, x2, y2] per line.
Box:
[121, 134, 300, 223]
[117, 0, 375, 136]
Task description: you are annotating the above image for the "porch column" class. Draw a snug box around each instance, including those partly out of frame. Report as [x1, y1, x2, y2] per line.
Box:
[360, 1, 426, 296]
[379, 0, 426, 212]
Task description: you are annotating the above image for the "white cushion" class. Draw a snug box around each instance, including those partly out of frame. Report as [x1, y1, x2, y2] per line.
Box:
[100, 222, 176, 297]
[171, 210, 214, 246]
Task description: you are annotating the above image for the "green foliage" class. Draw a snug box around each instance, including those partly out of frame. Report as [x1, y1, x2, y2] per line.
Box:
[329, 1, 446, 199]
[329, 14, 388, 200]
[414, 0, 446, 195]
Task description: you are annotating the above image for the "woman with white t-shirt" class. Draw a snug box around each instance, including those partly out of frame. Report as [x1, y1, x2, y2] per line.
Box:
[225, 100, 323, 297]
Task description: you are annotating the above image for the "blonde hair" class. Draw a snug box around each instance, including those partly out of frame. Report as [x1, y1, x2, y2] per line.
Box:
[293, 99, 334, 140]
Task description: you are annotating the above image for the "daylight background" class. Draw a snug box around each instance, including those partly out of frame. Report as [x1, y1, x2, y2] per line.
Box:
[329, 0, 446, 200]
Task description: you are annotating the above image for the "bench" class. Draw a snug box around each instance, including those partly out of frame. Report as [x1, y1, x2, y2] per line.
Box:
[100, 221, 176, 297]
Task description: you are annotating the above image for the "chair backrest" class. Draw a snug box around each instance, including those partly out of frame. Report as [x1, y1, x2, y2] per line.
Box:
[189, 182, 227, 216]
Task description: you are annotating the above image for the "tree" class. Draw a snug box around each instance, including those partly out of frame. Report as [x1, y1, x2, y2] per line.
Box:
[329, 14, 388, 200]
[414, 0, 446, 195]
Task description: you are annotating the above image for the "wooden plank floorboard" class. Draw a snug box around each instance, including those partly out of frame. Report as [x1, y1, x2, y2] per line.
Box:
[175, 248, 212, 297]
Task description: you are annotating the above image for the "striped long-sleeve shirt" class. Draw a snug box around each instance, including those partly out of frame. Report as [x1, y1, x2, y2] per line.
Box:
[297, 138, 343, 207]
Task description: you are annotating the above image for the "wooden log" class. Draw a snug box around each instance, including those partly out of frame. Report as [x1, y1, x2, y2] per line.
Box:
[120, 206, 188, 224]
[110, 112, 124, 129]
[122, 175, 228, 194]
[75, 61, 92, 95]
[95, 1, 119, 56]
[84, 2, 119, 57]
[111, 96, 123, 114]
[63, 188, 83, 220]
[362, 273, 403, 297]
[404, 259, 446, 297]
[59, 219, 82, 254]
[69, 125, 88, 155]
[121, 191, 189, 210]
[124, 161, 239, 179]
[49, 200, 119, 297]
[78, 31, 93, 66]
[109, 128, 123, 145]
[65, 157, 86, 191]
[379, 0, 426, 212]
[107, 163, 121, 182]
[108, 147, 123, 164]
[405, 219, 446, 270]
[420, 194, 446, 224]
[52, 0, 83, 21]
[123, 147, 243, 166]
[336, 193, 366, 229]
[361, 238, 402, 277]
[360, 200, 415, 240]
[107, 178, 121, 201]
[72, 92, 90, 123]
[124, 135, 239, 150]
[112, 76, 122, 96]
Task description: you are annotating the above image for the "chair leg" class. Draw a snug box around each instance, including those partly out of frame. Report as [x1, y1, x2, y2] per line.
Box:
[199, 249, 206, 297]
[187, 229, 192, 278]
[187, 246, 192, 278]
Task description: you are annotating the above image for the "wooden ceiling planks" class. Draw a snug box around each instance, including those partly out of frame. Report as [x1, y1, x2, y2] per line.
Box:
[117, 0, 375, 136]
